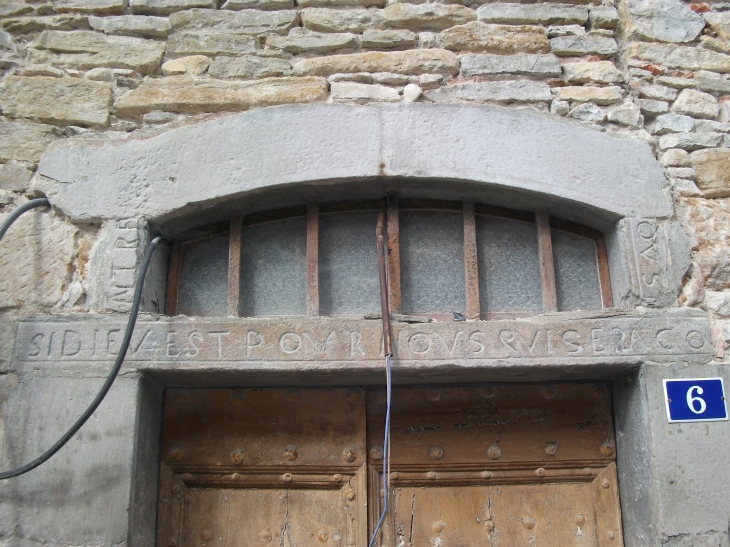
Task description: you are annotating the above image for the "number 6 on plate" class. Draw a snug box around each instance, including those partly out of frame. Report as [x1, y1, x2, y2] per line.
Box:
[663, 378, 728, 423]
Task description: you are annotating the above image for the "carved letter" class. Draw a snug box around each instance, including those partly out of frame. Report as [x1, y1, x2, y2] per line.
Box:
[279, 333, 302, 354]
[304, 331, 334, 354]
[655, 329, 674, 350]
[562, 330, 582, 353]
[184, 331, 203, 357]
[107, 329, 120, 356]
[246, 331, 264, 357]
[612, 328, 627, 352]
[591, 329, 605, 353]
[434, 331, 464, 355]
[62, 330, 81, 357]
[686, 330, 705, 350]
[167, 332, 180, 357]
[468, 332, 486, 356]
[499, 330, 520, 355]
[28, 333, 44, 357]
[350, 331, 365, 357]
[208, 331, 229, 359]
[408, 333, 431, 355]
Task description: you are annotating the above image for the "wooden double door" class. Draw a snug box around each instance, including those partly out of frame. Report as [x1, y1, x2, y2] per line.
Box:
[157, 384, 623, 547]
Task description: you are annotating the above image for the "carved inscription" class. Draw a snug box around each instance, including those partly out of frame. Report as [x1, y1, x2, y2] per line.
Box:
[628, 219, 664, 303]
[105, 219, 142, 311]
[15, 315, 712, 363]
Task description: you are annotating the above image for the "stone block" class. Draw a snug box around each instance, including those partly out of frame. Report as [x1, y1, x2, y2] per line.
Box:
[637, 98, 669, 116]
[0, 210, 77, 309]
[626, 43, 730, 74]
[161, 55, 210, 75]
[701, 35, 730, 56]
[114, 76, 328, 115]
[130, 0, 216, 15]
[89, 15, 172, 37]
[425, 80, 552, 103]
[403, 83, 421, 103]
[31, 30, 166, 74]
[694, 75, 730, 94]
[460, 53, 560, 77]
[549, 35, 617, 57]
[705, 291, 730, 316]
[651, 113, 694, 134]
[300, 7, 385, 32]
[619, 0, 704, 43]
[0, 76, 111, 127]
[170, 8, 299, 34]
[0, 3, 33, 17]
[167, 32, 257, 56]
[0, 162, 33, 191]
[143, 110, 176, 123]
[266, 29, 358, 53]
[222, 0, 293, 9]
[704, 12, 730, 42]
[568, 102, 605, 122]
[20, 64, 65, 77]
[0, 121, 57, 163]
[382, 3, 476, 31]
[691, 148, 730, 198]
[671, 89, 720, 119]
[300, 0, 384, 5]
[562, 60, 623, 83]
[419, 73, 443, 89]
[208, 55, 292, 78]
[694, 119, 730, 133]
[437, 22, 548, 54]
[606, 100, 643, 128]
[638, 82, 677, 102]
[54, 0, 126, 13]
[292, 49, 459, 76]
[660, 148, 690, 167]
[658, 132, 723, 150]
[1, 15, 90, 34]
[330, 82, 400, 102]
[361, 29, 416, 49]
[476, 3, 588, 25]
[588, 6, 618, 29]
[555, 85, 623, 105]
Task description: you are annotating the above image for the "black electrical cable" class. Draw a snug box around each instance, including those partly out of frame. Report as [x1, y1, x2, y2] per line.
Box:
[0, 231, 168, 480]
[0, 198, 50, 242]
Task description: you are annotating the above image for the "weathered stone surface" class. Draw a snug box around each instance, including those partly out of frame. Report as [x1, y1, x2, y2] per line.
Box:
[208, 55, 291, 78]
[0, 3, 33, 17]
[606, 100, 643, 127]
[562, 60, 623, 83]
[637, 98, 669, 116]
[0, 121, 57, 163]
[588, 6, 618, 29]
[0, 76, 111, 126]
[361, 29, 416, 49]
[300, 8, 385, 32]
[461, 53, 560, 77]
[167, 32, 257, 56]
[170, 9, 299, 34]
[568, 102, 605, 122]
[425, 80, 552, 103]
[660, 148, 689, 167]
[555, 85, 623, 105]
[652, 113, 694, 134]
[55, 0, 125, 13]
[330, 82, 400, 102]
[89, 15, 172, 37]
[300, 0, 384, 6]
[114, 76, 327, 114]
[266, 29, 358, 53]
[691, 148, 730, 198]
[438, 22, 548, 54]
[293, 49, 459, 76]
[130, 0, 215, 15]
[0, 211, 77, 309]
[549, 35, 617, 57]
[476, 3, 588, 25]
[419, 73, 443, 89]
[701, 36, 730, 56]
[620, 0, 705, 43]
[677, 198, 730, 290]
[0, 162, 33, 191]
[704, 12, 730, 42]
[671, 89, 720, 119]
[32, 30, 166, 74]
[143, 110, 176, 123]
[161, 55, 210, 75]
[548, 24, 585, 37]
[638, 82, 677, 102]
[626, 43, 730, 74]
[222, 0, 293, 10]
[20, 64, 65, 77]
[706, 291, 730, 316]
[694, 75, 730, 94]
[658, 132, 723, 150]
[383, 3, 476, 31]
[2, 15, 91, 34]
[403, 83, 421, 103]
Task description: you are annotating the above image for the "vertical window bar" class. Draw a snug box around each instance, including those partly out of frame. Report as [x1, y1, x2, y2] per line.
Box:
[307, 201, 319, 316]
[463, 201, 480, 320]
[227, 214, 243, 317]
[166, 241, 182, 315]
[536, 211, 558, 312]
[386, 195, 401, 314]
[596, 236, 613, 308]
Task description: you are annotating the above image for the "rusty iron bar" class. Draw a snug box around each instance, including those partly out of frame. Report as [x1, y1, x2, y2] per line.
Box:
[376, 203, 392, 356]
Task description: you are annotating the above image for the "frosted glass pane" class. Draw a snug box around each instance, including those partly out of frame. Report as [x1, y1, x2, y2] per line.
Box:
[177, 234, 228, 317]
[240, 217, 307, 316]
[320, 212, 379, 315]
[476, 217, 542, 313]
[400, 210, 465, 314]
[552, 229, 602, 311]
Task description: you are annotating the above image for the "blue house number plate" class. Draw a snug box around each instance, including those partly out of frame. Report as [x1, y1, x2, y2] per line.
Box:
[663, 378, 728, 423]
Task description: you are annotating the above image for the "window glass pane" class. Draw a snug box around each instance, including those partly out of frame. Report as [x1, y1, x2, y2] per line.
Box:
[400, 210, 465, 314]
[320, 211, 379, 315]
[240, 217, 307, 316]
[177, 234, 229, 317]
[476, 216, 542, 314]
[552, 229, 602, 311]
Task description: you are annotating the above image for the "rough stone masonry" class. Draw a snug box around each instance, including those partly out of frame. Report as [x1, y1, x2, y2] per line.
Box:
[0, 0, 730, 545]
